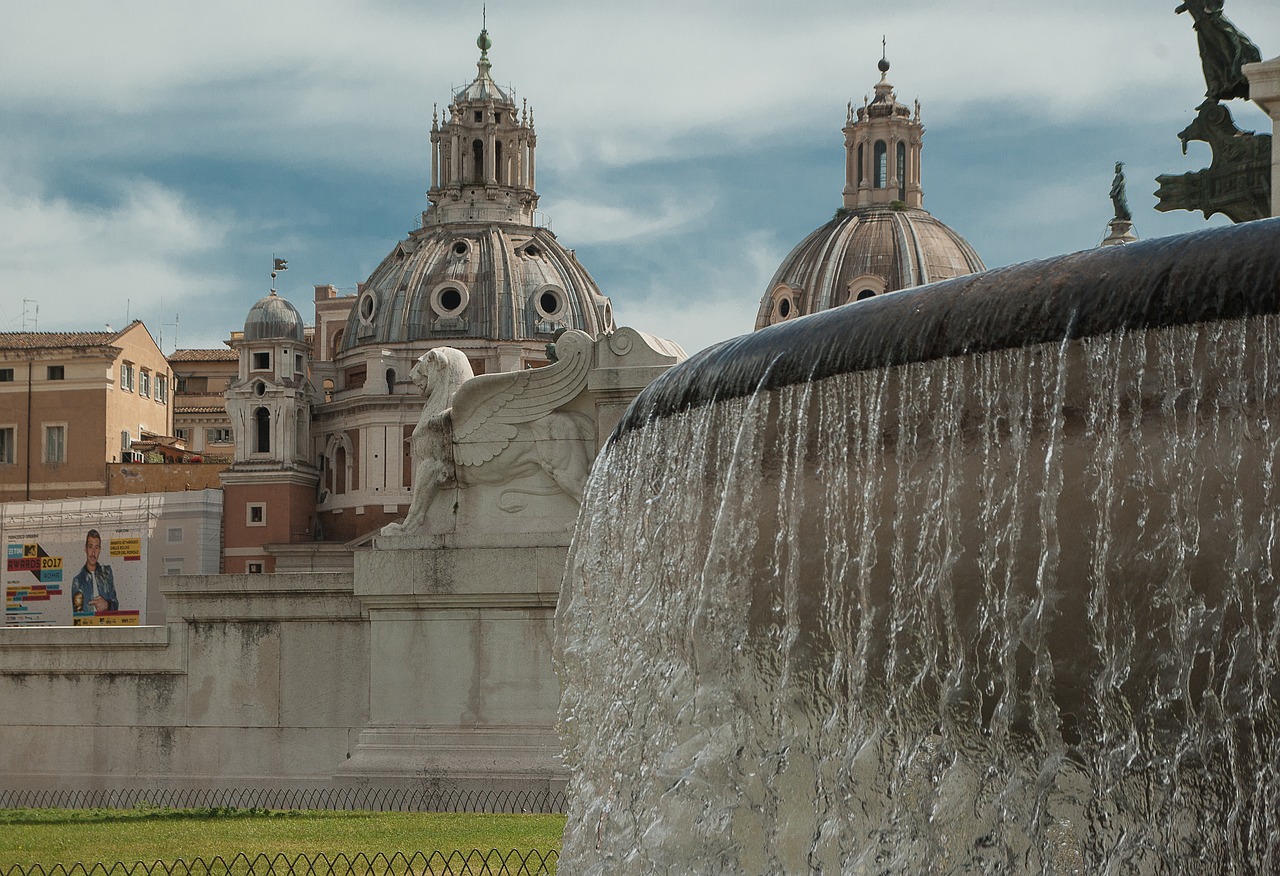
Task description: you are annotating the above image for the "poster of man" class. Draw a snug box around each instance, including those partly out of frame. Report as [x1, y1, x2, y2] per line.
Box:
[3, 527, 145, 626]
[72, 529, 118, 618]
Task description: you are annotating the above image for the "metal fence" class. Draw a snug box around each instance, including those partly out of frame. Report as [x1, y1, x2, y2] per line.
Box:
[0, 787, 566, 815]
[0, 851, 559, 876]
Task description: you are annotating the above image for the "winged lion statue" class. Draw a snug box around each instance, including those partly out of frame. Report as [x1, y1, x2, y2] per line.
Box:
[381, 330, 596, 537]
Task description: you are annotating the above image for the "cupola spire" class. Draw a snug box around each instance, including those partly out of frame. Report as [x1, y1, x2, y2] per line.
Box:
[426, 24, 540, 225]
[842, 48, 924, 210]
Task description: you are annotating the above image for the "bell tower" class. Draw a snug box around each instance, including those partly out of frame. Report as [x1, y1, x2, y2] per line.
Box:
[427, 26, 538, 225]
[219, 289, 318, 573]
[842, 48, 925, 210]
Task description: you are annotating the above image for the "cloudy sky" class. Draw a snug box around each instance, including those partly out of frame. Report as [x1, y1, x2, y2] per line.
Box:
[1, 1, 1275, 355]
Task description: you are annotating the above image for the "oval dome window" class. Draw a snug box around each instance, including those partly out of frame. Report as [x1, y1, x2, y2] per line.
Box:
[440, 288, 463, 313]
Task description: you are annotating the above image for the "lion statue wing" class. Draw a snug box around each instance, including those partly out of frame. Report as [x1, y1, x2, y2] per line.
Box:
[450, 330, 594, 467]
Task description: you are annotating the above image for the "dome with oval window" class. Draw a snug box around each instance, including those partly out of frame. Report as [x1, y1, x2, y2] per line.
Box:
[337, 29, 614, 352]
[755, 55, 984, 331]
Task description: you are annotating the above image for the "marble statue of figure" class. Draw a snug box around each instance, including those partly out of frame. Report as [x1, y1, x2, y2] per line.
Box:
[1175, 0, 1262, 103]
[1110, 161, 1132, 222]
[381, 331, 596, 537]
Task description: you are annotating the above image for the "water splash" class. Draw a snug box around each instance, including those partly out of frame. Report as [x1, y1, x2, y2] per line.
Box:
[557, 316, 1280, 874]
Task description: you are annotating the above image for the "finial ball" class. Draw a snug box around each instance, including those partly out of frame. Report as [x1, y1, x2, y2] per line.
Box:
[877, 56, 890, 73]
[477, 29, 492, 52]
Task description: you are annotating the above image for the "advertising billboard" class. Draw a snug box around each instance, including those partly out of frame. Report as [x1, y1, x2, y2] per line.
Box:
[4, 528, 146, 626]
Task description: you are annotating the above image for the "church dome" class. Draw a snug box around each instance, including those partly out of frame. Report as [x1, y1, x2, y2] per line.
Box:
[339, 222, 613, 350]
[339, 27, 614, 352]
[244, 292, 305, 342]
[756, 208, 984, 328]
[756, 56, 984, 331]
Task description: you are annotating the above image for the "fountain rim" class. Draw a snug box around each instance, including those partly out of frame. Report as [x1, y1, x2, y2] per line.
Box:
[612, 218, 1280, 442]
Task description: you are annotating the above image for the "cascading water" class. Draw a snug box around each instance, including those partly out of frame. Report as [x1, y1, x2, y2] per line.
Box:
[555, 220, 1280, 874]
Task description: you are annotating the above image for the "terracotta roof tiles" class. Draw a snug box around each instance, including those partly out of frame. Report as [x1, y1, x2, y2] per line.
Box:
[0, 331, 119, 351]
[169, 348, 237, 362]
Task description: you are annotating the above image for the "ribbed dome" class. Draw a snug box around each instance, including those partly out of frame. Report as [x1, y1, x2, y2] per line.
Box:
[340, 222, 614, 350]
[244, 292, 305, 341]
[756, 207, 985, 330]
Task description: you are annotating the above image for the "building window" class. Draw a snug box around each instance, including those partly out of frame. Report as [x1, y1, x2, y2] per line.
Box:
[44, 424, 66, 463]
[0, 427, 14, 464]
[207, 427, 233, 445]
[164, 558, 185, 575]
[897, 141, 907, 201]
[533, 285, 565, 322]
[174, 428, 189, 444]
[247, 561, 264, 574]
[167, 527, 184, 543]
[121, 430, 132, 453]
[46, 365, 65, 380]
[255, 407, 271, 453]
[295, 354, 303, 374]
[857, 143, 864, 186]
[176, 376, 188, 393]
[139, 370, 151, 398]
[120, 363, 135, 391]
[471, 138, 484, 182]
[247, 503, 266, 527]
[874, 140, 887, 189]
[156, 375, 168, 403]
[345, 365, 367, 390]
[0, 368, 13, 382]
[252, 351, 271, 371]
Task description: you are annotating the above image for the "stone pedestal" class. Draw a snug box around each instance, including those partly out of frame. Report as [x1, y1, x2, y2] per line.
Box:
[1245, 56, 1280, 217]
[338, 542, 567, 791]
[337, 327, 686, 794]
[1100, 218, 1138, 247]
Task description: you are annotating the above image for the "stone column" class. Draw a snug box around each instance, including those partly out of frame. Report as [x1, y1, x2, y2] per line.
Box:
[430, 133, 439, 190]
[1244, 57, 1280, 217]
[527, 137, 536, 191]
[485, 120, 497, 185]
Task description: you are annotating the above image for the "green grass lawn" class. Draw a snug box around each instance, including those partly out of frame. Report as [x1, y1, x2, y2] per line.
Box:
[0, 808, 566, 871]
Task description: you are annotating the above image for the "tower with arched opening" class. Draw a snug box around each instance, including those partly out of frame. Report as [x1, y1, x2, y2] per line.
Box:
[756, 53, 985, 330]
[220, 291, 318, 572]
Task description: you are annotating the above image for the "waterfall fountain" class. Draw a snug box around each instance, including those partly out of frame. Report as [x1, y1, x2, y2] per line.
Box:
[556, 219, 1280, 874]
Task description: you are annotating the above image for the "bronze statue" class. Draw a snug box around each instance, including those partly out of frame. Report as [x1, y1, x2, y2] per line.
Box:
[1155, 101, 1271, 223]
[1175, 0, 1262, 103]
[1110, 162, 1132, 222]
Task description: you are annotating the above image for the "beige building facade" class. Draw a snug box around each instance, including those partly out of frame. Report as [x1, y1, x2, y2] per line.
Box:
[170, 348, 239, 459]
[0, 322, 173, 502]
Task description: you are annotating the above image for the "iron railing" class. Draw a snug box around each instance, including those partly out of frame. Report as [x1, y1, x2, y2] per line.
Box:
[0, 850, 558, 876]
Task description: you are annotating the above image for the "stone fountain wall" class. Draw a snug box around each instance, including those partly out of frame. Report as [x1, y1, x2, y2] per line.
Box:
[557, 222, 1280, 873]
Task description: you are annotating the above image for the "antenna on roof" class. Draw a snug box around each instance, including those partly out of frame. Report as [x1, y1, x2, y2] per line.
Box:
[163, 314, 180, 353]
[22, 299, 37, 331]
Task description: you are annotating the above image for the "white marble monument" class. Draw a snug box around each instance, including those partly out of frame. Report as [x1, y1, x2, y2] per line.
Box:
[339, 328, 684, 789]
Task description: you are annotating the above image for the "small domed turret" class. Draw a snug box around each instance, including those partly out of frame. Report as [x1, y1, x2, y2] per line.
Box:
[244, 292, 305, 342]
